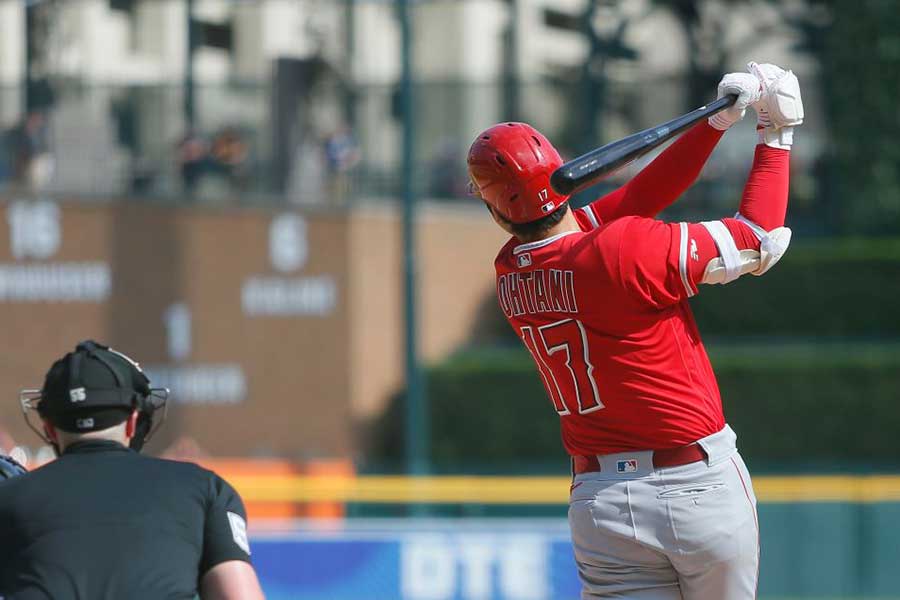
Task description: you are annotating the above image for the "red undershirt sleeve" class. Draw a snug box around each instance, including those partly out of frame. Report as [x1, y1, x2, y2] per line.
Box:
[735, 142, 790, 231]
[587, 122, 725, 223]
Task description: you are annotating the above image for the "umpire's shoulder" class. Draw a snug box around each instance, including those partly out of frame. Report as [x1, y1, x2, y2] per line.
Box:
[137, 455, 233, 489]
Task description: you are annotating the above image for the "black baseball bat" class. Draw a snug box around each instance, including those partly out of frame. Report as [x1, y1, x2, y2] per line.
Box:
[550, 94, 738, 196]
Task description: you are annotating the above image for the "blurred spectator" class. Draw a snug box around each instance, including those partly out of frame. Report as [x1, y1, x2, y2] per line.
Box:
[4, 111, 54, 191]
[176, 127, 250, 200]
[323, 127, 360, 204]
[428, 138, 468, 199]
[210, 127, 250, 191]
[176, 129, 211, 195]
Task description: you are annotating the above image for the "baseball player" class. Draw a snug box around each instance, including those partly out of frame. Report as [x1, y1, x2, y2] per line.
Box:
[467, 62, 802, 599]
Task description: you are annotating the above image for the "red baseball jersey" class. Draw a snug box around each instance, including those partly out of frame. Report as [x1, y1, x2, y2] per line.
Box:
[495, 208, 724, 456]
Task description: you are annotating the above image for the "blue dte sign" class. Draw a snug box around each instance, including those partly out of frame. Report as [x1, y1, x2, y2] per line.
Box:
[250, 520, 581, 600]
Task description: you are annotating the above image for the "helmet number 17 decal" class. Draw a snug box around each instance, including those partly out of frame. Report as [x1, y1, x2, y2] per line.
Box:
[520, 319, 603, 416]
[538, 188, 556, 214]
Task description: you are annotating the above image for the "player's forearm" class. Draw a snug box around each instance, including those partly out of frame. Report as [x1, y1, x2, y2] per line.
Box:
[736, 142, 790, 231]
[591, 122, 724, 222]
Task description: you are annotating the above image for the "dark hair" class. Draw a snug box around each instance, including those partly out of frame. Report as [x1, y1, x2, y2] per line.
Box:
[490, 203, 570, 242]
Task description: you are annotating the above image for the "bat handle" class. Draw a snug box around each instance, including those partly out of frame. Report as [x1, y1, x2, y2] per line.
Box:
[549, 93, 742, 196]
[711, 93, 739, 110]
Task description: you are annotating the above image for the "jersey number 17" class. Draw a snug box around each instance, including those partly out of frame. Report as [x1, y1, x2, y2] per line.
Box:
[520, 318, 604, 416]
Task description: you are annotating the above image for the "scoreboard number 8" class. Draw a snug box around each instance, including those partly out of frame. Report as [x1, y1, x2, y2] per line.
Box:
[520, 319, 604, 416]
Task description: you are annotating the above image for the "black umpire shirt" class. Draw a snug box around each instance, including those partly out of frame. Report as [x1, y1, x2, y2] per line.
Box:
[0, 440, 252, 599]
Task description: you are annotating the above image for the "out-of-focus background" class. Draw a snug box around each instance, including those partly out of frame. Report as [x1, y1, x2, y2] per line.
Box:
[0, 0, 898, 598]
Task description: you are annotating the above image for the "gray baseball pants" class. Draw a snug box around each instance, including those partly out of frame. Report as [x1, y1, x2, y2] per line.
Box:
[568, 425, 759, 599]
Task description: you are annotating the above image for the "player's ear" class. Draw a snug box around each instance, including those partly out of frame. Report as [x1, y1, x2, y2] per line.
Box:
[42, 420, 58, 443]
[124, 409, 140, 439]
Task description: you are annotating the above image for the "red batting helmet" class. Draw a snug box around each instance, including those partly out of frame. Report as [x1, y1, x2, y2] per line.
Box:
[467, 122, 568, 224]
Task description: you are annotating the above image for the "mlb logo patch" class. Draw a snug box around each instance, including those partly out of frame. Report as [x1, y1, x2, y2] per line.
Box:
[75, 417, 95, 430]
[227, 511, 251, 555]
[517, 253, 532, 268]
[617, 459, 638, 473]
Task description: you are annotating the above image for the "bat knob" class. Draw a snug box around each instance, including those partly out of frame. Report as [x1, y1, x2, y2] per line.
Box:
[550, 167, 575, 196]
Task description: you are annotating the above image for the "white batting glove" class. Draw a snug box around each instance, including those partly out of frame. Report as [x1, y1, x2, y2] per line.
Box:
[708, 72, 762, 131]
[748, 62, 804, 149]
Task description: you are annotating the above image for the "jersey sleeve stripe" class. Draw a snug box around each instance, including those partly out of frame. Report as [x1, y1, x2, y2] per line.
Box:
[581, 205, 600, 229]
[678, 222, 696, 298]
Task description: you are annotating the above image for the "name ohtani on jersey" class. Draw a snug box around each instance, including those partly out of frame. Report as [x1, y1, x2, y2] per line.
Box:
[497, 269, 578, 317]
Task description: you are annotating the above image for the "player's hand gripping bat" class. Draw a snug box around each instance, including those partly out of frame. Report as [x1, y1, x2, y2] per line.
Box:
[549, 94, 738, 196]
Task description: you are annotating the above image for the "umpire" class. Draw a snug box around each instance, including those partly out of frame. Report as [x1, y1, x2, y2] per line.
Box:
[0, 340, 265, 600]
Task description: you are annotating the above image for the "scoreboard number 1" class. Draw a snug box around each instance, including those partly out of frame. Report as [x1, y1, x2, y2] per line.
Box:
[520, 319, 604, 416]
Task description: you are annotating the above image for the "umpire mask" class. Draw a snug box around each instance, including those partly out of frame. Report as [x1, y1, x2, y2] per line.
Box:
[20, 340, 169, 455]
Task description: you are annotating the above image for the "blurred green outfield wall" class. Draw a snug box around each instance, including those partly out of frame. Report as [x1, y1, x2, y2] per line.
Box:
[759, 502, 900, 598]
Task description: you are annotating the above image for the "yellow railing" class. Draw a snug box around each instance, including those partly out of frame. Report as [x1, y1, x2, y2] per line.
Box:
[228, 474, 900, 505]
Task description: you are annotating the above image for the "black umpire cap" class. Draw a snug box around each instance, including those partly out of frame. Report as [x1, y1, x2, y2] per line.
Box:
[21, 340, 168, 451]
